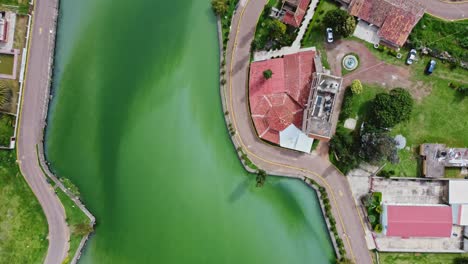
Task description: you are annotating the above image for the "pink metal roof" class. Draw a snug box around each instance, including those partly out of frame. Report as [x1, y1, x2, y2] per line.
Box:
[249, 51, 315, 145]
[386, 205, 452, 238]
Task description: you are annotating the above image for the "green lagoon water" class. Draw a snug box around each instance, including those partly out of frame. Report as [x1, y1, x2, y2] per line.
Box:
[45, 0, 335, 263]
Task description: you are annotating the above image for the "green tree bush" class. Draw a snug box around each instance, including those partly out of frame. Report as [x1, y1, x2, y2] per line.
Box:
[359, 132, 399, 164]
[370, 88, 414, 128]
[263, 69, 273, 79]
[350, 79, 363, 94]
[323, 9, 356, 37]
[211, 0, 229, 16]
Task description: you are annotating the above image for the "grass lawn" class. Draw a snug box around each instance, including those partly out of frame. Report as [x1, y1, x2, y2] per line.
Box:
[409, 14, 468, 62]
[379, 252, 468, 264]
[0, 113, 14, 146]
[55, 189, 91, 264]
[385, 56, 468, 177]
[0, 0, 29, 14]
[0, 150, 48, 264]
[0, 54, 14, 75]
[301, 0, 340, 69]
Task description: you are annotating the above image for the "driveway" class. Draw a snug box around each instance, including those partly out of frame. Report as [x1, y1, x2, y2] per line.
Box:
[224, 0, 373, 263]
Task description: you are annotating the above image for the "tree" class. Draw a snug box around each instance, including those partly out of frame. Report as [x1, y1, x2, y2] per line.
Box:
[350, 79, 363, 94]
[264, 19, 287, 40]
[359, 132, 399, 164]
[370, 88, 414, 128]
[211, 0, 228, 16]
[256, 169, 267, 187]
[263, 69, 273, 79]
[323, 9, 356, 38]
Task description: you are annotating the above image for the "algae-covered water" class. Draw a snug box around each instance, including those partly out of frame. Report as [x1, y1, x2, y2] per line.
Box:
[45, 0, 335, 263]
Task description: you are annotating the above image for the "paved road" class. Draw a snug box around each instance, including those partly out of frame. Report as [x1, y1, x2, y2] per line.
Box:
[17, 0, 69, 263]
[225, 0, 372, 263]
[417, 0, 468, 20]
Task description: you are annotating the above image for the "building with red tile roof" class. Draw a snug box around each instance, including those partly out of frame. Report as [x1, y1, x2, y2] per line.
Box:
[249, 50, 315, 148]
[348, 0, 425, 47]
[281, 0, 311, 27]
[382, 204, 453, 238]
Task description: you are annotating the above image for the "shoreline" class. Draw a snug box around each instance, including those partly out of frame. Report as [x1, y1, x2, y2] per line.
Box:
[215, 17, 342, 260]
[29, 0, 96, 263]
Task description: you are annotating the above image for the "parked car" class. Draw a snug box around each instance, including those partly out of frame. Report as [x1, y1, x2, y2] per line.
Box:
[406, 49, 417, 65]
[425, 59, 436, 74]
[326, 28, 333, 43]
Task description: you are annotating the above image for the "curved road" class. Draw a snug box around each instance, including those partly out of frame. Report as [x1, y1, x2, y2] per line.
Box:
[17, 0, 69, 263]
[225, 0, 372, 263]
[418, 0, 468, 20]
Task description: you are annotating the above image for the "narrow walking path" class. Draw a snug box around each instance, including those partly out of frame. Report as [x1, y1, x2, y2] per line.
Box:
[224, 0, 373, 263]
[253, 0, 319, 61]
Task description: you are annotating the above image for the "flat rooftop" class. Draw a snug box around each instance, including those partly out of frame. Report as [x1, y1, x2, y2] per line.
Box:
[421, 144, 468, 178]
[302, 73, 342, 140]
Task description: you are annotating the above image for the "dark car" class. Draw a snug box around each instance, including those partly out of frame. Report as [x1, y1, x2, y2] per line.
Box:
[425, 59, 436, 74]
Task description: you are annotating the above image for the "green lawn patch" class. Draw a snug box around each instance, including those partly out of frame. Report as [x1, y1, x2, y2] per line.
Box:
[0, 150, 48, 264]
[0, 113, 14, 146]
[409, 14, 468, 63]
[379, 252, 468, 264]
[55, 189, 91, 264]
[0, 0, 29, 14]
[301, 0, 340, 69]
[0, 54, 14, 75]
[445, 167, 463, 179]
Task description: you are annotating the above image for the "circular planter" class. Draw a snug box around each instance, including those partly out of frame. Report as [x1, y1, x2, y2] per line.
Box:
[374, 43, 380, 49]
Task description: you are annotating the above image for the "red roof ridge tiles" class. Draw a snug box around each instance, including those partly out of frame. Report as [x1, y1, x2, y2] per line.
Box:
[282, 0, 311, 27]
[349, 0, 425, 46]
[249, 51, 316, 145]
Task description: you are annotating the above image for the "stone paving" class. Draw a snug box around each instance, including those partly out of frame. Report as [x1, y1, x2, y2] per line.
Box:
[371, 177, 449, 205]
[375, 226, 464, 252]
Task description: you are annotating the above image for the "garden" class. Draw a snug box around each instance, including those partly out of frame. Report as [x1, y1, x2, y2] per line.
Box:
[363, 192, 382, 233]
[251, 0, 297, 51]
[301, 0, 355, 68]
[0, 54, 14, 75]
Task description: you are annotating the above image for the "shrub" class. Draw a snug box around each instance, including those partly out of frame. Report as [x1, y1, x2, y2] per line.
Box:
[368, 214, 376, 224]
[375, 205, 382, 214]
[211, 0, 228, 16]
[263, 69, 273, 79]
[329, 217, 336, 225]
[374, 223, 382, 233]
[372, 192, 382, 204]
[350, 79, 363, 94]
[220, 79, 226, 85]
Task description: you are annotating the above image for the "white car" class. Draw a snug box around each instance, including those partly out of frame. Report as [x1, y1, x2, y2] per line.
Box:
[406, 49, 417, 65]
[326, 28, 333, 43]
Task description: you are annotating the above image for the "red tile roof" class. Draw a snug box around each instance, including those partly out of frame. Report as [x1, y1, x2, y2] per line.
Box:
[249, 51, 315, 145]
[348, 0, 425, 46]
[282, 0, 311, 27]
[385, 205, 453, 238]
